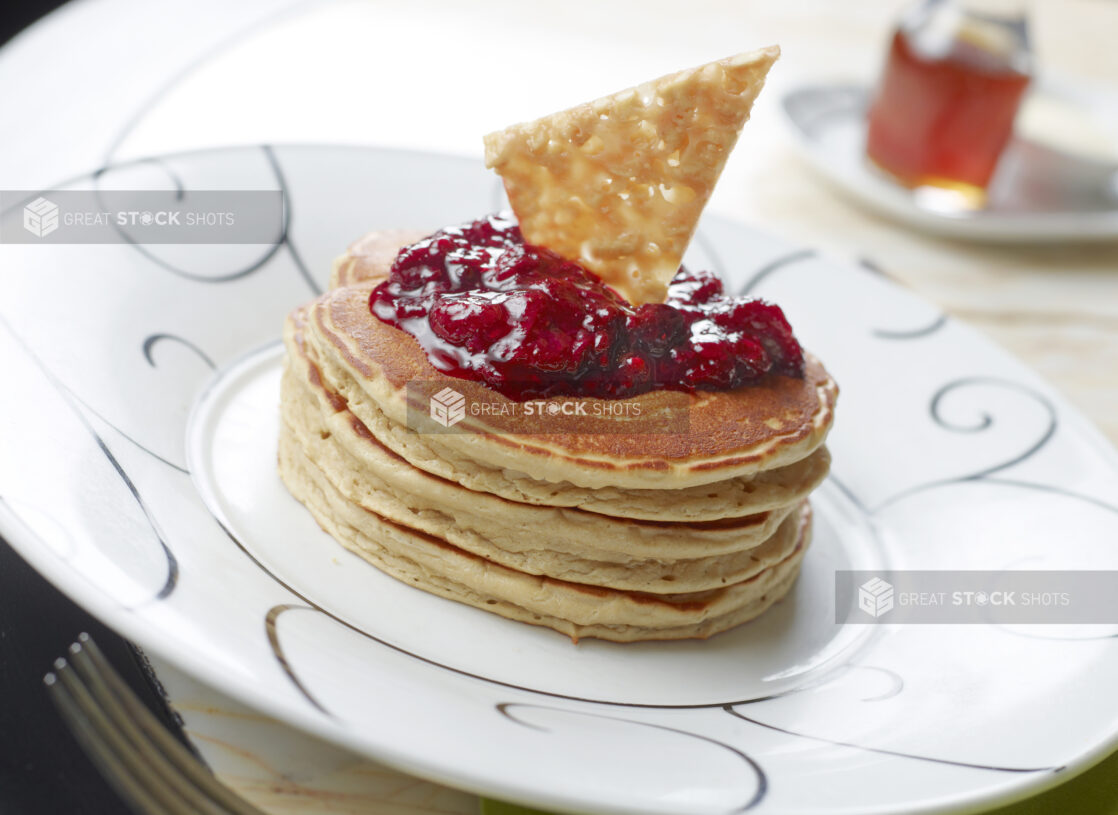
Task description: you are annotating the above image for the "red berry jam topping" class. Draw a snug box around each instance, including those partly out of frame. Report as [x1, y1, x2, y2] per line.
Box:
[370, 214, 804, 400]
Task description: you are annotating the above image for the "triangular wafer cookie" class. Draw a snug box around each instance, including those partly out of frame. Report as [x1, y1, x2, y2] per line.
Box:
[484, 47, 779, 304]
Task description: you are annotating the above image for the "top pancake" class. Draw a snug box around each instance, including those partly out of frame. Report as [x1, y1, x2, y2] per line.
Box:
[311, 230, 838, 490]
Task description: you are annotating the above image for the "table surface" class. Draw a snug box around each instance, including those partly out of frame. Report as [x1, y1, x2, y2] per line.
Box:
[1, 0, 1116, 812]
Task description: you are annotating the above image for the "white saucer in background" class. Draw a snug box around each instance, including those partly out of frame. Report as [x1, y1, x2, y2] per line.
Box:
[781, 76, 1118, 242]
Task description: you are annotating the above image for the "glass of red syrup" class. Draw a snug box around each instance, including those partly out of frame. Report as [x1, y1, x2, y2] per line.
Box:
[865, 0, 1033, 208]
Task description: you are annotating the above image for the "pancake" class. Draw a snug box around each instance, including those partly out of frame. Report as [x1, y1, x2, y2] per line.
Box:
[281, 342, 809, 592]
[331, 230, 426, 288]
[286, 302, 826, 537]
[279, 426, 811, 642]
[308, 280, 836, 490]
[288, 304, 831, 521]
[277, 227, 835, 641]
[313, 230, 837, 491]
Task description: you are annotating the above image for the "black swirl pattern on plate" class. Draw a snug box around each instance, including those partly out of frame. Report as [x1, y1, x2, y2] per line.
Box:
[737, 249, 816, 297]
[728, 663, 905, 707]
[2, 144, 1114, 806]
[982, 477, 1118, 518]
[744, 253, 949, 340]
[10, 329, 220, 479]
[724, 706, 1063, 774]
[0, 316, 178, 603]
[873, 314, 948, 340]
[90, 145, 318, 292]
[223, 517, 811, 712]
[498, 702, 768, 813]
[4, 146, 325, 477]
[265, 603, 332, 716]
[142, 333, 217, 372]
[206, 223, 1108, 782]
[96, 156, 186, 198]
[262, 144, 321, 297]
[213, 449, 883, 714]
[855, 257, 948, 338]
[873, 377, 1058, 512]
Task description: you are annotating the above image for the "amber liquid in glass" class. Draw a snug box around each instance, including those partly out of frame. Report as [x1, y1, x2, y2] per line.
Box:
[866, 28, 1030, 205]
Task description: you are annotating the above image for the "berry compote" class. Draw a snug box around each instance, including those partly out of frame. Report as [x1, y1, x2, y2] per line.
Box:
[370, 213, 804, 401]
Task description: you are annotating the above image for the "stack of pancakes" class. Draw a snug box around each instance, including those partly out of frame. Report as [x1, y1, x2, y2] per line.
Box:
[278, 232, 837, 642]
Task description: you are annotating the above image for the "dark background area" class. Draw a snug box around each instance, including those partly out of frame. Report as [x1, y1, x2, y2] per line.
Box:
[0, 541, 190, 814]
[1, 1, 68, 48]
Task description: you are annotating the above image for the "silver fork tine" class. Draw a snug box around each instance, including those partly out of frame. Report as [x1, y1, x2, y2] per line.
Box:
[65, 639, 228, 815]
[44, 669, 171, 815]
[46, 657, 202, 815]
[74, 635, 266, 815]
[45, 635, 269, 815]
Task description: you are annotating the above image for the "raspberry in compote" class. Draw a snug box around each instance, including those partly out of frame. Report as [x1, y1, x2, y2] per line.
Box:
[369, 214, 804, 400]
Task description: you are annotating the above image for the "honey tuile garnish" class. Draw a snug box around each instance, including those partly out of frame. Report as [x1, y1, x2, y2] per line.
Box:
[483, 47, 779, 305]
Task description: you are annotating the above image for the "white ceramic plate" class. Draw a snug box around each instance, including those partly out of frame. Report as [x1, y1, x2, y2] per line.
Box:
[2, 145, 1118, 815]
[781, 76, 1118, 242]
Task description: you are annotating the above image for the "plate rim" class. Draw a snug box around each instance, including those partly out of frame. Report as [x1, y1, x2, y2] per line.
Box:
[3, 141, 1118, 815]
